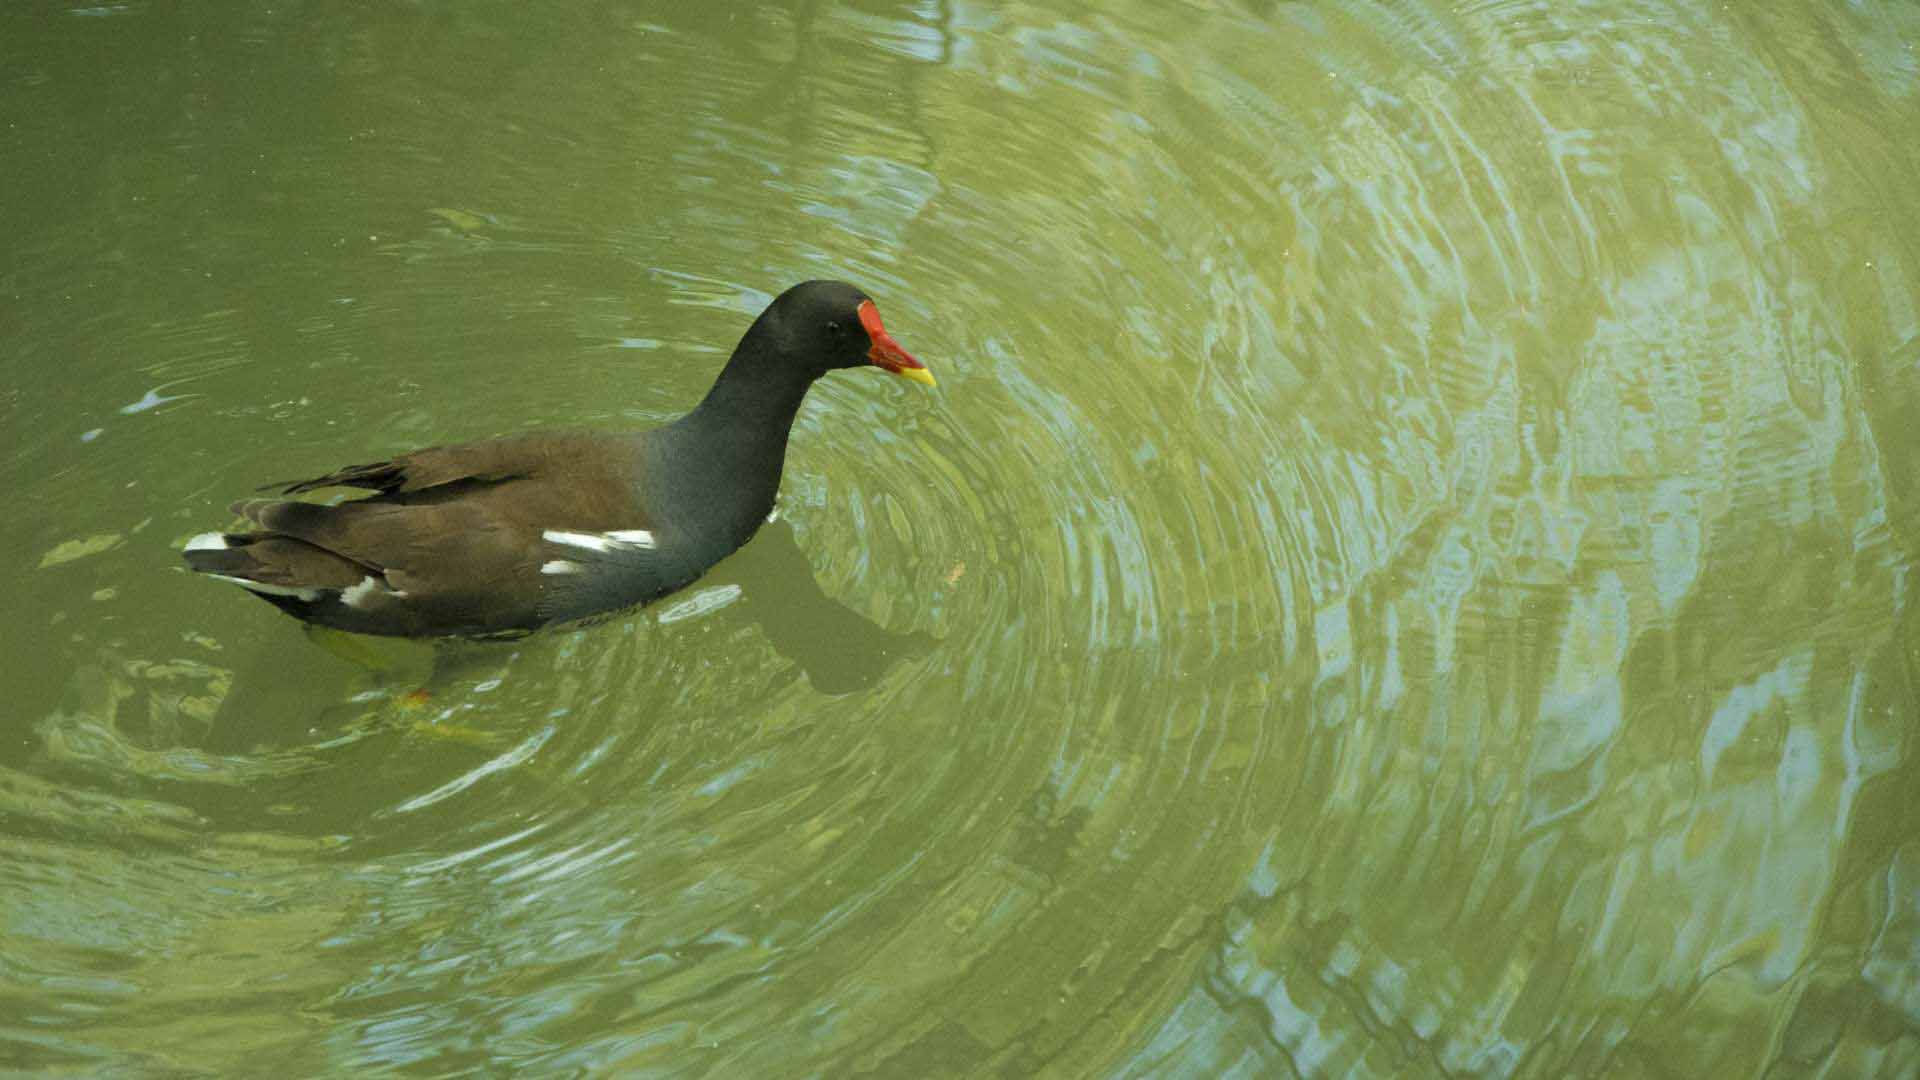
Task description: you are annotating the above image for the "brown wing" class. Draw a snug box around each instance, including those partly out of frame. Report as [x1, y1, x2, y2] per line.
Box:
[265, 432, 590, 496]
[215, 432, 673, 635]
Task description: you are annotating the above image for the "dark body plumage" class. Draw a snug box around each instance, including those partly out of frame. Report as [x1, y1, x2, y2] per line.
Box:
[181, 281, 932, 637]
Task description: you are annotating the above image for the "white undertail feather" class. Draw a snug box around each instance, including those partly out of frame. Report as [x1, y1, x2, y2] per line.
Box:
[206, 573, 322, 602]
[540, 560, 582, 575]
[340, 577, 383, 608]
[183, 532, 231, 552]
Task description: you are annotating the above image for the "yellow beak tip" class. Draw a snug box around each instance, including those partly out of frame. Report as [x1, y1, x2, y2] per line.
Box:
[895, 366, 937, 388]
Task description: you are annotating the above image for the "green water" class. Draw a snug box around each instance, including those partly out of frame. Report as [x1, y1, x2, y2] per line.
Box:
[5, 2, 1919, 1075]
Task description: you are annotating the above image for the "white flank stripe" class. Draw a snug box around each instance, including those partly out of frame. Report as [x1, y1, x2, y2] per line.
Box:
[540, 560, 582, 575]
[543, 528, 657, 553]
[184, 532, 230, 552]
[542, 529, 612, 553]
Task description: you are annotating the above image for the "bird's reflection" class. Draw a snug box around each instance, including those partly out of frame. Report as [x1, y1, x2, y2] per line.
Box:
[700, 516, 937, 695]
[352, 515, 930, 693]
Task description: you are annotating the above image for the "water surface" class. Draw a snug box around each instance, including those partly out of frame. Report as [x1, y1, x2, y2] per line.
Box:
[4, 2, 1919, 1075]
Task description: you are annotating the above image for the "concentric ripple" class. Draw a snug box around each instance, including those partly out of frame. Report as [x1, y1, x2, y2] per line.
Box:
[3, 0, 1918, 1074]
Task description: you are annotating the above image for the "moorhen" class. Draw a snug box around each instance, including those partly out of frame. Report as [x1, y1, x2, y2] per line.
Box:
[181, 280, 934, 637]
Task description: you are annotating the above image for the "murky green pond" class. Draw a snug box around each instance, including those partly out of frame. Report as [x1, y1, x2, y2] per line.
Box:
[5, 2, 1919, 1075]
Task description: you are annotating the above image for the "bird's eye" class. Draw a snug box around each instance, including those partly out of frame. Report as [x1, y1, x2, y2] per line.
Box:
[826, 321, 842, 335]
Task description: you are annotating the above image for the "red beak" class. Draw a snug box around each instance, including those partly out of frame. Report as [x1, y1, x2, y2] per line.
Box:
[858, 300, 935, 387]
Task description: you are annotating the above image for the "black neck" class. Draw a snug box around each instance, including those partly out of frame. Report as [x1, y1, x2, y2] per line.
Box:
[682, 351, 815, 440]
[652, 310, 821, 538]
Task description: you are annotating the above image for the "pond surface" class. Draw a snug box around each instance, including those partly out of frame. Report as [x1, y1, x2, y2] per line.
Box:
[4, 2, 1919, 1075]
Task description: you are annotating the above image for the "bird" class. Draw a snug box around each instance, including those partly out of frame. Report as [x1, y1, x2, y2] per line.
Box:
[181, 280, 934, 638]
